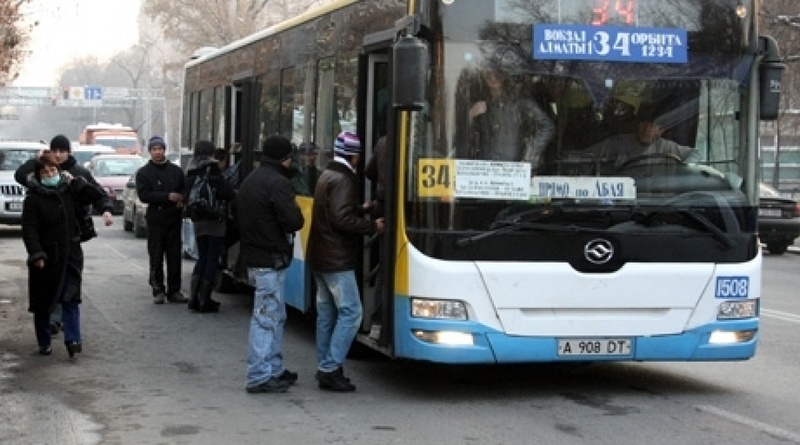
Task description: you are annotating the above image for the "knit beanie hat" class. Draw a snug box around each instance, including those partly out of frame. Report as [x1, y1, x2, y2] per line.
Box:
[148, 136, 166, 151]
[333, 131, 361, 157]
[50, 134, 71, 152]
[194, 140, 215, 157]
[262, 134, 293, 160]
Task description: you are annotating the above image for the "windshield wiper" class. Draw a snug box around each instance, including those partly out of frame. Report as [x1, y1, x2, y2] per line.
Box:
[638, 208, 736, 250]
[455, 221, 592, 248]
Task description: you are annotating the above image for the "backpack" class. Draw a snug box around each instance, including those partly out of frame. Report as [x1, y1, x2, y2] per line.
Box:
[186, 166, 226, 221]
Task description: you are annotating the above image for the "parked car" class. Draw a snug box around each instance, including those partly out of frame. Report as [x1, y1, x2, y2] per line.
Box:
[122, 173, 147, 238]
[87, 154, 146, 214]
[758, 182, 800, 255]
[72, 144, 116, 167]
[0, 141, 47, 225]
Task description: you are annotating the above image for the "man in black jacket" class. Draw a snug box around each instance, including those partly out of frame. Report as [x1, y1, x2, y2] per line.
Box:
[237, 134, 304, 394]
[136, 136, 187, 304]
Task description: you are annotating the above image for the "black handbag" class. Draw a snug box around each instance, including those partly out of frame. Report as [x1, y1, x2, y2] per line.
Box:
[78, 212, 97, 242]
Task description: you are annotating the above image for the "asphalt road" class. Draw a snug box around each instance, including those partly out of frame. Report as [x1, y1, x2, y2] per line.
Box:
[1, 218, 800, 445]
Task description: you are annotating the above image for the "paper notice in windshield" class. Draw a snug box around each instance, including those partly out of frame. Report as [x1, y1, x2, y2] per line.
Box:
[417, 159, 530, 200]
[532, 176, 636, 200]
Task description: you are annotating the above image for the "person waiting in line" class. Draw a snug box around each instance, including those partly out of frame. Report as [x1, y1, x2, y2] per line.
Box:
[237, 135, 305, 394]
[587, 104, 700, 170]
[15, 134, 115, 338]
[22, 151, 106, 357]
[183, 140, 235, 313]
[136, 136, 188, 305]
[307, 131, 385, 392]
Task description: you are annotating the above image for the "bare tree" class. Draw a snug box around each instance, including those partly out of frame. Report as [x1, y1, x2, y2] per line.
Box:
[0, 0, 36, 86]
[141, 0, 328, 54]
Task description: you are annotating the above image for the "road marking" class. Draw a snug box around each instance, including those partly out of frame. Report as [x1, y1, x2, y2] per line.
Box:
[102, 242, 145, 271]
[762, 309, 800, 324]
[695, 405, 800, 443]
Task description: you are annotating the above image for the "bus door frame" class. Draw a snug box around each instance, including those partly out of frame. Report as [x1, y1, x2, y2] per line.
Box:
[360, 30, 397, 350]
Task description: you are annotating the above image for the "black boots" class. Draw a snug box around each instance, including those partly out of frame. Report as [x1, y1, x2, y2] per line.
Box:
[188, 275, 201, 311]
[188, 276, 220, 313]
[197, 279, 221, 313]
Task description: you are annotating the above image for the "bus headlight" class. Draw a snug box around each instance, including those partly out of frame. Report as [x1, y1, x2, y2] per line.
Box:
[709, 330, 756, 344]
[410, 298, 468, 320]
[413, 330, 474, 346]
[717, 299, 758, 320]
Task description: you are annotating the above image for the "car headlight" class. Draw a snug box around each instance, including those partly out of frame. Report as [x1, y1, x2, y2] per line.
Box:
[410, 298, 467, 320]
[717, 299, 758, 320]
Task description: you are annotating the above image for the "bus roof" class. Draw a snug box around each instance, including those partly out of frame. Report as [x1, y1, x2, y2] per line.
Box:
[185, 0, 358, 67]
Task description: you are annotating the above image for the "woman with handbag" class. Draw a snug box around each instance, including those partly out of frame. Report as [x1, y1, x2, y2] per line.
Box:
[21, 151, 105, 357]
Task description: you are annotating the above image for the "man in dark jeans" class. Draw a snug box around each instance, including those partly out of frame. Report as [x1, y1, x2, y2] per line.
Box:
[136, 136, 188, 304]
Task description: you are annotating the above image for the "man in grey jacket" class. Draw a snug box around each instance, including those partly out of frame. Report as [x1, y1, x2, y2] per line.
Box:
[237, 134, 304, 394]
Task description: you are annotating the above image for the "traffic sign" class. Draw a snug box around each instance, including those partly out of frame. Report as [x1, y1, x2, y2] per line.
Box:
[85, 86, 102, 100]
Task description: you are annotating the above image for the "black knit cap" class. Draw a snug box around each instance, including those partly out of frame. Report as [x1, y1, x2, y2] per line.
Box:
[50, 134, 71, 152]
[262, 134, 293, 160]
[194, 140, 215, 157]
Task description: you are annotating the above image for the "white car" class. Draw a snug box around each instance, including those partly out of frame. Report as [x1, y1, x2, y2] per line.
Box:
[0, 141, 47, 225]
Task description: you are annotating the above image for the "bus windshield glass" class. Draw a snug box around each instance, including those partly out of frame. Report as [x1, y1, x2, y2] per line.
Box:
[406, 0, 755, 252]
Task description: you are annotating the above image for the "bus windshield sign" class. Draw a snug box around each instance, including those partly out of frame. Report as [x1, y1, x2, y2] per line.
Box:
[533, 24, 687, 63]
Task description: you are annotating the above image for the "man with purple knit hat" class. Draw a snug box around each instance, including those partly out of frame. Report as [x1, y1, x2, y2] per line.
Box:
[307, 131, 385, 392]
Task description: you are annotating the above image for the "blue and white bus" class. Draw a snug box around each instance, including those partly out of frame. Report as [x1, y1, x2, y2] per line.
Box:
[181, 0, 783, 363]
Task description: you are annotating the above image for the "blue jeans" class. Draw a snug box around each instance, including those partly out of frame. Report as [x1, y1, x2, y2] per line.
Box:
[246, 267, 287, 386]
[313, 270, 363, 372]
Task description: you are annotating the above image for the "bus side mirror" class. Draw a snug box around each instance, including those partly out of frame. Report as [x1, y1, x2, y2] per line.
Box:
[759, 35, 785, 121]
[392, 35, 428, 111]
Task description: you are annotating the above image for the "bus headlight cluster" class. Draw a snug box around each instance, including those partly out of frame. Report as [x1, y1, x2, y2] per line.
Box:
[717, 299, 758, 320]
[410, 298, 468, 320]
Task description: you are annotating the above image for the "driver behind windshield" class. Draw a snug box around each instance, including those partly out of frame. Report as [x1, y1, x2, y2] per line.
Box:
[587, 104, 700, 169]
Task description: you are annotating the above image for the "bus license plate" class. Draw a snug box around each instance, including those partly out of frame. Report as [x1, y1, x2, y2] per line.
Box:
[557, 338, 632, 356]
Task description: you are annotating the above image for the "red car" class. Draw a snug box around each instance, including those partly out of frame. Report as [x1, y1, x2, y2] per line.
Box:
[758, 183, 800, 255]
[87, 154, 146, 214]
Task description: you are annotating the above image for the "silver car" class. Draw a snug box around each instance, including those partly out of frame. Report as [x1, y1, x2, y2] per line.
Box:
[0, 141, 47, 225]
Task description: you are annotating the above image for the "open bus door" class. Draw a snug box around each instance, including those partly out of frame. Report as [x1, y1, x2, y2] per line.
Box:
[357, 37, 396, 352]
[216, 79, 260, 293]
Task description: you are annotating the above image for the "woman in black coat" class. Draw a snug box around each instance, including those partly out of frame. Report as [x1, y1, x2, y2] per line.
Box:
[22, 151, 105, 357]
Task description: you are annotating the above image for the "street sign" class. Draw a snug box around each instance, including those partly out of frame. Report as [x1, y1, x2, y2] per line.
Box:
[84, 86, 102, 100]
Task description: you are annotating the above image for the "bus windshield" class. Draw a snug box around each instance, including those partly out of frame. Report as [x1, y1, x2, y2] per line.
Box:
[407, 0, 754, 243]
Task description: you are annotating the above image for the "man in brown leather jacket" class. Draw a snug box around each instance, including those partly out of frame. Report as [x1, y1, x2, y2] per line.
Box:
[307, 131, 385, 392]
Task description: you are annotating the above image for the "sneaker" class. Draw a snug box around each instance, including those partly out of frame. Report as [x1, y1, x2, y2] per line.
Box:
[167, 292, 188, 303]
[153, 292, 166, 304]
[318, 368, 356, 392]
[277, 369, 298, 385]
[38, 346, 52, 356]
[246, 377, 290, 393]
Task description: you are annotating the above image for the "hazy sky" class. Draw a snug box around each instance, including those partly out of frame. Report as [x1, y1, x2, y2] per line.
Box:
[15, 0, 142, 87]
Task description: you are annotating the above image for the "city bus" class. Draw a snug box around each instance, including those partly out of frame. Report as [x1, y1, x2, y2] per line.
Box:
[181, 0, 783, 364]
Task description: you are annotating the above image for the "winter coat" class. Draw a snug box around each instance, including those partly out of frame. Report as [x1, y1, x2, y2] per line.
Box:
[307, 160, 377, 272]
[236, 158, 304, 270]
[22, 175, 105, 313]
[183, 156, 235, 237]
[136, 160, 185, 227]
[15, 154, 114, 215]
